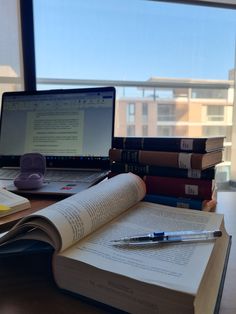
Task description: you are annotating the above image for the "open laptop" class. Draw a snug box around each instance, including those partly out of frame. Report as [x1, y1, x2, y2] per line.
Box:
[0, 86, 115, 195]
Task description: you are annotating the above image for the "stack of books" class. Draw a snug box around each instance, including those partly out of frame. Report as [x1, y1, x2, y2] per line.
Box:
[109, 136, 225, 211]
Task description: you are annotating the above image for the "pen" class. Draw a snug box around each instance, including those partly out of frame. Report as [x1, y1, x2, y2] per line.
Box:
[111, 230, 222, 245]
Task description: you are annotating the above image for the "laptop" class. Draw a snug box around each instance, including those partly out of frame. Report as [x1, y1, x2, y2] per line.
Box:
[0, 86, 115, 195]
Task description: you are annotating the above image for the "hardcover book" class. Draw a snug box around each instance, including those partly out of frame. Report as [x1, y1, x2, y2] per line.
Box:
[112, 136, 225, 153]
[0, 173, 230, 313]
[144, 175, 214, 200]
[143, 194, 216, 211]
[0, 189, 30, 218]
[109, 148, 223, 170]
[110, 162, 216, 179]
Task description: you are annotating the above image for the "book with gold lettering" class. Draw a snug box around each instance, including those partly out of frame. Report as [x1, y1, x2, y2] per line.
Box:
[109, 148, 223, 170]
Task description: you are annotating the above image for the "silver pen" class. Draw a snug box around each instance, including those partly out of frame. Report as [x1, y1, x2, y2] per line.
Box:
[111, 230, 222, 245]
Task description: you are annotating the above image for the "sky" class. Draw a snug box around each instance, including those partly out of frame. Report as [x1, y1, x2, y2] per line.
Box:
[33, 0, 236, 82]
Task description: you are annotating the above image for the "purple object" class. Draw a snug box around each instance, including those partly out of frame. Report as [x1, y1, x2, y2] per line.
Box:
[14, 153, 46, 190]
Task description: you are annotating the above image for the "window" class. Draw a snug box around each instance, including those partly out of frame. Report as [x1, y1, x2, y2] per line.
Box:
[207, 105, 224, 121]
[33, 1, 236, 86]
[127, 125, 135, 136]
[1, 0, 236, 184]
[192, 88, 228, 99]
[157, 104, 175, 121]
[142, 103, 148, 124]
[0, 0, 24, 96]
[202, 125, 231, 139]
[127, 103, 135, 124]
[142, 125, 148, 136]
[157, 126, 174, 136]
[23, 0, 236, 179]
[32, 0, 236, 170]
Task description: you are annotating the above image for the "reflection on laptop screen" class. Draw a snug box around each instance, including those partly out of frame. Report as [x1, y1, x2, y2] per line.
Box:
[0, 87, 115, 169]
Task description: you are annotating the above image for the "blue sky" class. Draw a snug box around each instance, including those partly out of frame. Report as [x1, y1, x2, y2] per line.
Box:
[33, 0, 236, 81]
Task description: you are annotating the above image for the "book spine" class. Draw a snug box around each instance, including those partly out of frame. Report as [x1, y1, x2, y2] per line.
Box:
[109, 149, 204, 169]
[143, 194, 216, 211]
[143, 194, 204, 210]
[110, 162, 215, 179]
[112, 137, 207, 152]
[143, 176, 213, 200]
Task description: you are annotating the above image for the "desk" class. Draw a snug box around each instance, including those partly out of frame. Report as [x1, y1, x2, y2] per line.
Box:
[0, 192, 235, 314]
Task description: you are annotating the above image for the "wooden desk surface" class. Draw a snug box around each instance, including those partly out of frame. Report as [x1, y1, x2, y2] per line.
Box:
[0, 192, 235, 314]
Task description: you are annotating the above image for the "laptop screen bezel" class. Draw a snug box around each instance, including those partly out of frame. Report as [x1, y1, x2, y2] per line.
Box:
[0, 86, 115, 170]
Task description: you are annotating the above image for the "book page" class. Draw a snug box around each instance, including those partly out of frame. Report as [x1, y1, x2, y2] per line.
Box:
[59, 202, 225, 294]
[0, 173, 146, 252]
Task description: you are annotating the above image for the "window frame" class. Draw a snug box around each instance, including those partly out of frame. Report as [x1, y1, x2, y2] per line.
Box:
[19, 0, 36, 91]
[17, 0, 236, 181]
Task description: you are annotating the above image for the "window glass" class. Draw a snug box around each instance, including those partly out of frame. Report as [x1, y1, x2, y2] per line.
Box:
[207, 105, 224, 121]
[0, 0, 24, 96]
[142, 103, 148, 124]
[33, 0, 236, 168]
[157, 104, 176, 121]
[127, 125, 135, 136]
[33, 0, 236, 82]
[157, 126, 174, 136]
[126, 103, 135, 124]
[142, 125, 148, 136]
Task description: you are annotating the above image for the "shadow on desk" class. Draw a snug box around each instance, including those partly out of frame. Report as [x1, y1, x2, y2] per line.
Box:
[0, 246, 108, 314]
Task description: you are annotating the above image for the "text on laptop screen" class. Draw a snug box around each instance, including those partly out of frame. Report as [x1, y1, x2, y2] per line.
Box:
[0, 87, 115, 168]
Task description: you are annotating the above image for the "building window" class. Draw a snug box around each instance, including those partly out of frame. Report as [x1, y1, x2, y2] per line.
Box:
[157, 126, 174, 136]
[157, 104, 175, 121]
[142, 103, 148, 124]
[142, 125, 148, 136]
[192, 88, 228, 99]
[127, 103, 135, 124]
[202, 125, 231, 140]
[127, 125, 135, 136]
[207, 105, 224, 121]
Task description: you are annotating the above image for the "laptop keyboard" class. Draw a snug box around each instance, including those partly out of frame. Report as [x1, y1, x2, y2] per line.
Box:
[0, 169, 19, 180]
[0, 168, 107, 183]
[44, 170, 106, 183]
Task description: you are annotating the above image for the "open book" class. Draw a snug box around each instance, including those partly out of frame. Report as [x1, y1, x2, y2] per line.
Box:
[0, 173, 230, 313]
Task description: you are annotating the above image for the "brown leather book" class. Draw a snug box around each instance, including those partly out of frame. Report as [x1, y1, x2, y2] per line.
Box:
[109, 148, 223, 170]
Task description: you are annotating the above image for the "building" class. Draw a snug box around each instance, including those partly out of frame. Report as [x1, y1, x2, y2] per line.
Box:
[115, 75, 234, 162]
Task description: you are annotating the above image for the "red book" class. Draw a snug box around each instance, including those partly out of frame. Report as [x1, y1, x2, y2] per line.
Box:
[144, 176, 214, 200]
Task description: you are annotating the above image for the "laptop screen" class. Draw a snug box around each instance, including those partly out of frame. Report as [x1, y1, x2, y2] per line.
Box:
[0, 87, 115, 169]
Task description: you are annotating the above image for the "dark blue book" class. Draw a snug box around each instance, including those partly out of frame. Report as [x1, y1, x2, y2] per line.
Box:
[110, 162, 215, 179]
[143, 194, 216, 211]
[112, 136, 224, 153]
